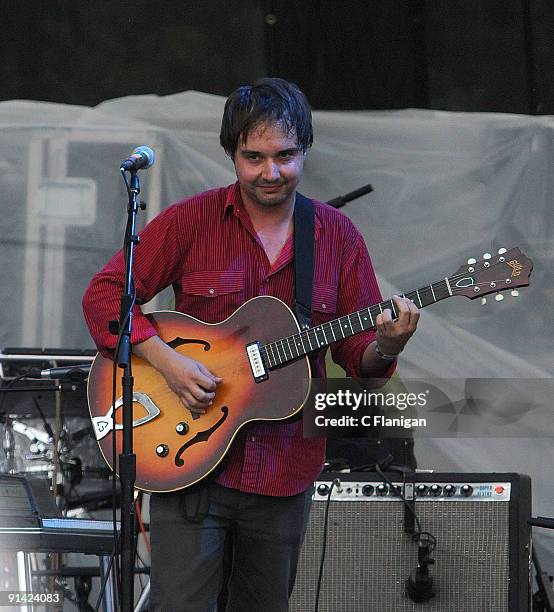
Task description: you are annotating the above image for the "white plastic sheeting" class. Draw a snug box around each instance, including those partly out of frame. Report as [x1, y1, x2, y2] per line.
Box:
[1, 92, 553, 570]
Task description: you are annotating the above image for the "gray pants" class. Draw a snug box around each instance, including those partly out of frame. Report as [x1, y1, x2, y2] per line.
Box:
[149, 481, 313, 612]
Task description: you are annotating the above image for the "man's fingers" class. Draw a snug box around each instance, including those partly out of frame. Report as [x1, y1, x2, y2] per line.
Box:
[197, 362, 223, 385]
[391, 295, 420, 328]
[181, 387, 215, 413]
[406, 300, 420, 329]
[181, 390, 207, 414]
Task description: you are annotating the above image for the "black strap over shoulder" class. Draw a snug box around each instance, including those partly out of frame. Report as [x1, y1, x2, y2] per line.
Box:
[293, 192, 314, 331]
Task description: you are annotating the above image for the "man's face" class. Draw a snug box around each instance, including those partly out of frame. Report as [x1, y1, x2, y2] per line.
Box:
[234, 121, 305, 210]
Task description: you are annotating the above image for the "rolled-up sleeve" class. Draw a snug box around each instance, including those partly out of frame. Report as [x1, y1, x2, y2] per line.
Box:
[82, 202, 188, 358]
[330, 227, 396, 380]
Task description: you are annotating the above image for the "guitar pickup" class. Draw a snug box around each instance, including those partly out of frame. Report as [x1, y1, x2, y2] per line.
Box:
[246, 342, 268, 382]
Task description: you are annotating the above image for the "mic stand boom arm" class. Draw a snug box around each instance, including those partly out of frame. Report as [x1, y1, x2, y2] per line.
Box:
[326, 183, 373, 208]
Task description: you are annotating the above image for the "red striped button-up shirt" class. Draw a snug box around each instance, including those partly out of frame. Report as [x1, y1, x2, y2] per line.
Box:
[83, 181, 392, 496]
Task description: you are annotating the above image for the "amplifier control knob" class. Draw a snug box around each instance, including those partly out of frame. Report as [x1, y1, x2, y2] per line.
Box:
[176, 422, 189, 435]
[444, 484, 456, 496]
[376, 484, 388, 496]
[460, 484, 474, 497]
[430, 484, 442, 497]
[155, 444, 169, 457]
[317, 484, 330, 497]
[416, 484, 428, 496]
[362, 485, 374, 497]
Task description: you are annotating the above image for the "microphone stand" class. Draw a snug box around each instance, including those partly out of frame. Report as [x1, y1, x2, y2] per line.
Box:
[117, 169, 142, 611]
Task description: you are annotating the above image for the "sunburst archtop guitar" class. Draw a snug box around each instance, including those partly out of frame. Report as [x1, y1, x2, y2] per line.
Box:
[87, 247, 533, 492]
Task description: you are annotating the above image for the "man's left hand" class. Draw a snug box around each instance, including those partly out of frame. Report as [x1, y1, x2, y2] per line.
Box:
[375, 295, 419, 356]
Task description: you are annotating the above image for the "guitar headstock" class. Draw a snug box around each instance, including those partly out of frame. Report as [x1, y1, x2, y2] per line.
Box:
[447, 247, 533, 301]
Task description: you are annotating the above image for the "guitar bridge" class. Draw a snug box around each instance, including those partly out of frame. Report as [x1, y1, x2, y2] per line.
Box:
[246, 342, 268, 382]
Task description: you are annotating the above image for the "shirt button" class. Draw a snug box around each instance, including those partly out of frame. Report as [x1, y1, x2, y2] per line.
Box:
[250, 436, 256, 442]
[208, 288, 215, 295]
[321, 303, 327, 309]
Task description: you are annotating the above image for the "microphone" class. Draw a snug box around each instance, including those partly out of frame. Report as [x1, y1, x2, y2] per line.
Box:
[406, 539, 436, 602]
[120, 145, 156, 172]
[39, 364, 91, 381]
[326, 184, 373, 208]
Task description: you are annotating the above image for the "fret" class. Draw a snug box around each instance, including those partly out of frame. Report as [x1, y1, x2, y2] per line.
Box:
[283, 338, 294, 361]
[287, 336, 298, 358]
[436, 280, 451, 301]
[415, 289, 422, 307]
[266, 342, 277, 365]
[370, 306, 380, 323]
[318, 327, 326, 347]
[357, 311, 364, 331]
[430, 283, 437, 302]
[347, 316, 355, 335]
[304, 330, 314, 352]
[329, 321, 337, 341]
[367, 309, 374, 326]
[340, 317, 350, 337]
[319, 325, 328, 344]
[389, 300, 397, 318]
[295, 335, 305, 355]
[273, 342, 284, 364]
[444, 277, 453, 296]
[307, 328, 319, 349]
[378, 302, 383, 313]
[421, 286, 436, 307]
[264, 347, 274, 368]
[273, 341, 282, 363]
[279, 339, 290, 362]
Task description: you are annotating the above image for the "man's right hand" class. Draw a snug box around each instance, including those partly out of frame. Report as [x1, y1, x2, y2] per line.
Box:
[132, 336, 223, 415]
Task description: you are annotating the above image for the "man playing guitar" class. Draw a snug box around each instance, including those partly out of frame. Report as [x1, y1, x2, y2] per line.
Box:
[83, 77, 419, 611]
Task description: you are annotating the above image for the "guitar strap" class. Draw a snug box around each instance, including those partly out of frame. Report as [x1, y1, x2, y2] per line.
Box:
[293, 192, 314, 331]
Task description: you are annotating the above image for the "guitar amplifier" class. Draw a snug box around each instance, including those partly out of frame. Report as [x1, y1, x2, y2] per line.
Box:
[289, 472, 531, 612]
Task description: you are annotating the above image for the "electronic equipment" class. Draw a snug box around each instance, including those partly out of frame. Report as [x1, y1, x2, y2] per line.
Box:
[289, 472, 531, 612]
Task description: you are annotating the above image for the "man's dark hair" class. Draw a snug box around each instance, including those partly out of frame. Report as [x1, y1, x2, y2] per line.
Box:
[220, 77, 313, 159]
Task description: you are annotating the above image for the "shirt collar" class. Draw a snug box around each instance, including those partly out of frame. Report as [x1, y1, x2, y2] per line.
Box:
[223, 180, 321, 238]
[223, 181, 243, 217]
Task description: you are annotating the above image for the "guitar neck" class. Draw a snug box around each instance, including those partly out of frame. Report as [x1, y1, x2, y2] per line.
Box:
[261, 278, 453, 369]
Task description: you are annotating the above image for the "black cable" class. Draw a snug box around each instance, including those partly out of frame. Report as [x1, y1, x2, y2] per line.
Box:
[0, 372, 43, 412]
[314, 478, 338, 612]
[374, 465, 436, 550]
[374, 464, 437, 603]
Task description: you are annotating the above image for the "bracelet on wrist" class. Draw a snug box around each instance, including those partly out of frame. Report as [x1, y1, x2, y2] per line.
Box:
[374, 343, 400, 360]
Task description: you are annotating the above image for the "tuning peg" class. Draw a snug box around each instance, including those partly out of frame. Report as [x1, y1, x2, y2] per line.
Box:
[498, 247, 507, 254]
[481, 297, 487, 305]
[511, 289, 519, 297]
[495, 293, 504, 301]
[483, 253, 492, 260]
[467, 257, 476, 265]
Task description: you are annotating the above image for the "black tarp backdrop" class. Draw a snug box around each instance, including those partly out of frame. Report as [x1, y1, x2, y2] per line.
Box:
[1, 0, 552, 113]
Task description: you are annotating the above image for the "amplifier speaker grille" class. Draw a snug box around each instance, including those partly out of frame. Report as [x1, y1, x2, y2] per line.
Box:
[289, 473, 531, 612]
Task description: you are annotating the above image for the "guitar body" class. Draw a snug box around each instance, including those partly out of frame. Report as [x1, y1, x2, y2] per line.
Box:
[87, 296, 311, 493]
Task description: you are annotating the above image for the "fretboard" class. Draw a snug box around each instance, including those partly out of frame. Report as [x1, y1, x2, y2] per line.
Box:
[260, 278, 453, 369]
